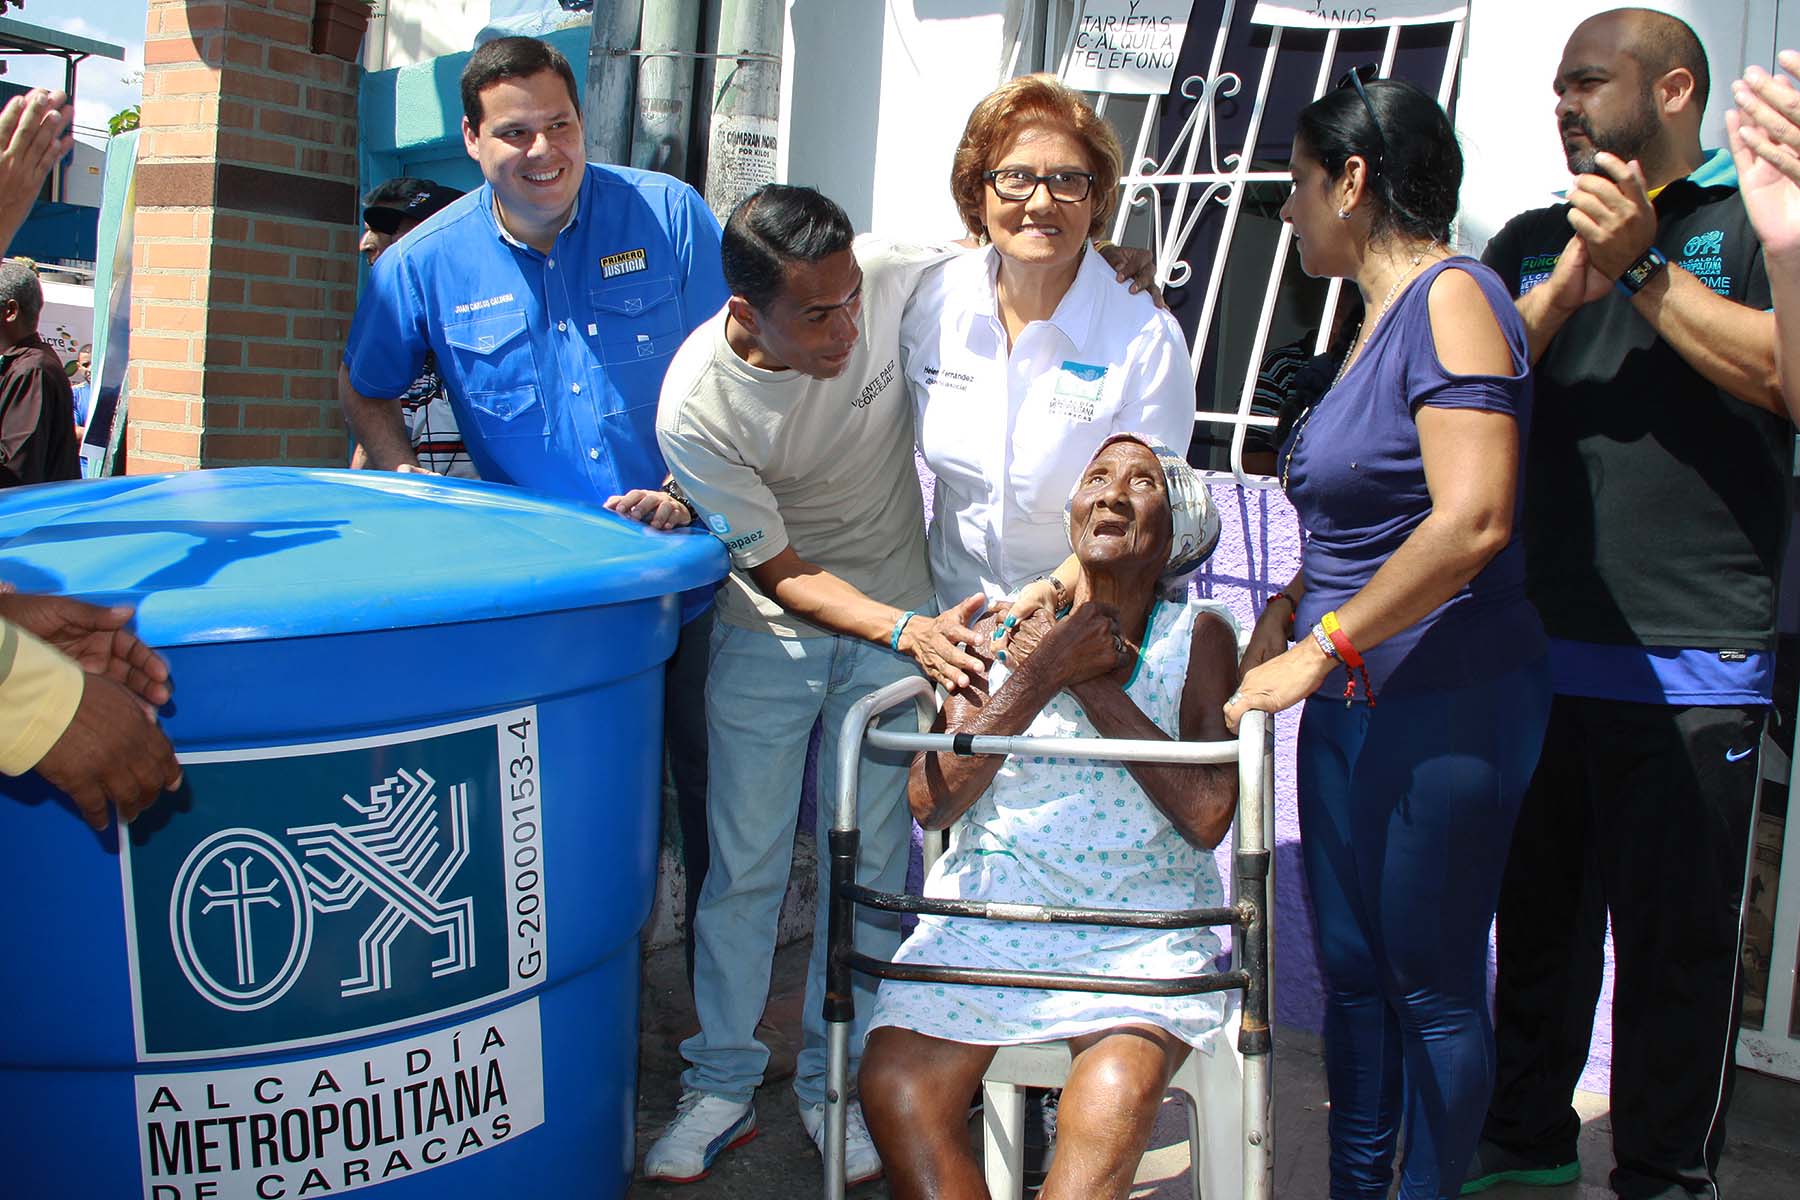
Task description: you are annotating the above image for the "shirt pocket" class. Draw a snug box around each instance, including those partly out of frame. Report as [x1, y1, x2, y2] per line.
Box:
[588, 275, 686, 370]
[443, 310, 546, 439]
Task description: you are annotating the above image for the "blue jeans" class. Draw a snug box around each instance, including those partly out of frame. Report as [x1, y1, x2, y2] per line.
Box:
[680, 620, 917, 1107]
[1297, 656, 1551, 1199]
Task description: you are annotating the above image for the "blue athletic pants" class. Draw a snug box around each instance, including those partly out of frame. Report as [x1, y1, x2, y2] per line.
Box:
[1296, 656, 1551, 1199]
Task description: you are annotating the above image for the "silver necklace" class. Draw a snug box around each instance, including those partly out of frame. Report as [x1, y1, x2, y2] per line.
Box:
[1281, 243, 1441, 491]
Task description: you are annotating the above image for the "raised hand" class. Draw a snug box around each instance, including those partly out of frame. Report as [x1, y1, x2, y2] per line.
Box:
[0, 89, 75, 251]
[1729, 56, 1800, 261]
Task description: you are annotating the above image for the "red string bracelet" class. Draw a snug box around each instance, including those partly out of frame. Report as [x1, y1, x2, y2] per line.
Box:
[1319, 610, 1375, 707]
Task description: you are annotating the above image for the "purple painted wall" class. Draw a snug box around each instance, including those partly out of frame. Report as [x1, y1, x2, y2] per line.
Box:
[1196, 482, 1614, 1094]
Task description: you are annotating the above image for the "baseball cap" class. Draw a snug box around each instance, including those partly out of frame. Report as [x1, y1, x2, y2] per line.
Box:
[362, 178, 465, 234]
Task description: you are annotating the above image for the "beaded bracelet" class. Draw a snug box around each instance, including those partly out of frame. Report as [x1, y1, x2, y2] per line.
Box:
[890, 610, 917, 653]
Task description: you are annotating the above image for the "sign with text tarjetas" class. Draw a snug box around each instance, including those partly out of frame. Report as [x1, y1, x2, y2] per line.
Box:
[1251, 0, 1468, 29]
[1062, 0, 1198, 96]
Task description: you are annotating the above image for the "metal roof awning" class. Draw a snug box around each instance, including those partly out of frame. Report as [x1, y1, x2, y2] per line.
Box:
[0, 17, 125, 63]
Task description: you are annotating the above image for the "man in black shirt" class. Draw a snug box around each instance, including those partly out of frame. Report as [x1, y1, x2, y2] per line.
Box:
[1472, 10, 1789, 1199]
[0, 261, 78, 487]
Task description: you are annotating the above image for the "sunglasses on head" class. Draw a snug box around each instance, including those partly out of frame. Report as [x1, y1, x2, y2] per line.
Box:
[1336, 63, 1387, 175]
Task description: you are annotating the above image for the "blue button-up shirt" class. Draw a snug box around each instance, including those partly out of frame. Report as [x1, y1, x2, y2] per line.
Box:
[346, 162, 728, 510]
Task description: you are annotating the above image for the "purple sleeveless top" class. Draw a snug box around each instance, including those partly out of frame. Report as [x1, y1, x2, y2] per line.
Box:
[1281, 257, 1546, 700]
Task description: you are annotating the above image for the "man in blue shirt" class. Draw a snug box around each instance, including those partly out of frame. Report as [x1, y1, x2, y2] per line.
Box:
[341, 35, 729, 983]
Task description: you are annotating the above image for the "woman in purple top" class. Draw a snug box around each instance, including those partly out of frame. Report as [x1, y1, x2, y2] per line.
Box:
[1223, 73, 1550, 1198]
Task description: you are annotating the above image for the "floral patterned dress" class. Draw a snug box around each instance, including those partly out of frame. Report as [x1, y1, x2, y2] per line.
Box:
[870, 596, 1237, 1049]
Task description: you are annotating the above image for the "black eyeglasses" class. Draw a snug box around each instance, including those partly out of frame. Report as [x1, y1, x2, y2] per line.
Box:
[983, 168, 1096, 204]
[1336, 63, 1387, 175]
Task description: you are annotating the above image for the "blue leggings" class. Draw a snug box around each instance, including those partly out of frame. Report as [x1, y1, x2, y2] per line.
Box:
[1297, 656, 1550, 1199]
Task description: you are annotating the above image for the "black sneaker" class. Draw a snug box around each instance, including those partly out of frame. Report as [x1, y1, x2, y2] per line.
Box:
[1460, 1139, 1580, 1194]
[1023, 1087, 1059, 1190]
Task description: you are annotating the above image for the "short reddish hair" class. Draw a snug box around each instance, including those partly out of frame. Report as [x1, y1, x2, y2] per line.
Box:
[949, 74, 1123, 242]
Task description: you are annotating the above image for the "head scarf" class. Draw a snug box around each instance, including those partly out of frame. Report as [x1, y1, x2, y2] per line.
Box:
[1065, 433, 1220, 597]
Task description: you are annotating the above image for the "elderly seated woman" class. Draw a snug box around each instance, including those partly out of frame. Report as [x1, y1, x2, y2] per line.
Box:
[859, 434, 1238, 1200]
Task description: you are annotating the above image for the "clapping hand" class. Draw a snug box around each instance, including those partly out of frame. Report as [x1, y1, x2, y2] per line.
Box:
[1566, 152, 1658, 280]
[1729, 54, 1800, 261]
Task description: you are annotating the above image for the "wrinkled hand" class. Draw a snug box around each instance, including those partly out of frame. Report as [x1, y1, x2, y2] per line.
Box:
[35, 674, 183, 831]
[994, 577, 1065, 657]
[603, 488, 693, 530]
[993, 606, 1055, 672]
[1566, 153, 1657, 280]
[1040, 601, 1130, 688]
[0, 595, 171, 708]
[899, 593, 988, 692]
[1224, 640, 1333, 733]
[1093, 242, 1168, 310]
[0, 88, 74, 248]
[1729, 56, 1800, 261]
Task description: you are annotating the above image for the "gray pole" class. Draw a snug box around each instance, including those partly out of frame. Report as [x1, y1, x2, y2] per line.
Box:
[701, 0, 783, 217]
[631, 0, 704, 181]
[584, 0, 646, 166]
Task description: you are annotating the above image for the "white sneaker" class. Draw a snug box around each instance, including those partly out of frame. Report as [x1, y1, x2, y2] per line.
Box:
[799, 1097, 883, 1187]
[641, 1090, 757, 1183]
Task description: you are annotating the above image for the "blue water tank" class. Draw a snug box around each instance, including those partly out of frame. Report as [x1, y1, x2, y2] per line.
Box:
[0, 467, 726, 1199]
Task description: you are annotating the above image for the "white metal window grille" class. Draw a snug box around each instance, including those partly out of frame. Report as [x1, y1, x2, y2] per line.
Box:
[1044, 0, 1469, 489]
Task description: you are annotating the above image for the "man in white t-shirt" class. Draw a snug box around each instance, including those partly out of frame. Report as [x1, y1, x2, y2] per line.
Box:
[640, 185, 988, 1186]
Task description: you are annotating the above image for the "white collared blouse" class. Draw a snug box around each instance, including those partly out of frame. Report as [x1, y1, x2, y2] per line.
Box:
[901, 242, 1197, 611]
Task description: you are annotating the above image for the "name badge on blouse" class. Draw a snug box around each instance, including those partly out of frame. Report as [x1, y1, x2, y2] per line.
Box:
[1049, 361, 1106, 422]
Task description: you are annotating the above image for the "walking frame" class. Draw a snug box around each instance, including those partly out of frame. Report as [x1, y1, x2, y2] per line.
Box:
[821, 673, 1275, 1198]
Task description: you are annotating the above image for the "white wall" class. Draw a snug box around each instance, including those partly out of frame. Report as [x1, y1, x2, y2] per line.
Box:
[60, 140, 108, 210]
[782, 2, 1022, 239]
[1458, 1, 1778, 253]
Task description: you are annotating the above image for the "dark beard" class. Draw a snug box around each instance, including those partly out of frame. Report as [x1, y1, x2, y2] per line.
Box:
[1562, 97, 1662, 174]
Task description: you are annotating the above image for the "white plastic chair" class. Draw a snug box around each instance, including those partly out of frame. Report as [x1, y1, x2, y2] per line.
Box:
[819, 674, 1275, 1200]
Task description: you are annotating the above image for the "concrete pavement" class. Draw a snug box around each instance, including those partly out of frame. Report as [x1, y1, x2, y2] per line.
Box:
[628, 937, 1800, 1198]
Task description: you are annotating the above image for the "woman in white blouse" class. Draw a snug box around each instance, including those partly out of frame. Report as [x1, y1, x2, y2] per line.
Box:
[902, 73, 1196, 614]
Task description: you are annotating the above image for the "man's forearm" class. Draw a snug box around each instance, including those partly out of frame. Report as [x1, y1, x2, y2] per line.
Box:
[1631, 265, 1784, 415]
[750, 557, 903, 645]
[338, 365, 419, 469]
[1516, 287, 1576, 365]
[1761, 253, 1800, 422]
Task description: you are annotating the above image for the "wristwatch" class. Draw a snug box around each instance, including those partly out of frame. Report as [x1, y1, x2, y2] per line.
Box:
[1615, 244, 1668, 297]
[662, 477, 700, 523]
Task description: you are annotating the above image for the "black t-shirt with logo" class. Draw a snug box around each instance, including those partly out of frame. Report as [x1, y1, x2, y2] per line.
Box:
[1483, 172, 1793, 651]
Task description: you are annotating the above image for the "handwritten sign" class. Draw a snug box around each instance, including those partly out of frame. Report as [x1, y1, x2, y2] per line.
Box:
[1061, 0, 1198, 96]
[1250, 0, 1468, 29]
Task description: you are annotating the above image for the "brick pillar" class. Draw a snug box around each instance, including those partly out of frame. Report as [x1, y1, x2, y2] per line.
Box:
[127, 0, 361, 472]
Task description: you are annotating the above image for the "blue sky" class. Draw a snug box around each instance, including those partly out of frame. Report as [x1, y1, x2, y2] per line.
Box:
[7, 1, 146, 148]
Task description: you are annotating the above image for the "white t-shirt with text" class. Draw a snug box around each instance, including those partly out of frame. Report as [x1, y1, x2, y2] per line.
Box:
[657, 235, 952, 638]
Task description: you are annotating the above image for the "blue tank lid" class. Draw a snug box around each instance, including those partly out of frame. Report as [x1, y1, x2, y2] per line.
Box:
[0, 468, 728, 647]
